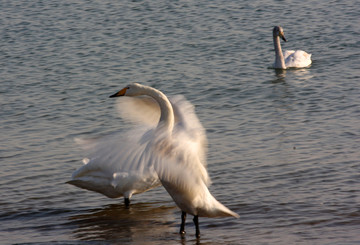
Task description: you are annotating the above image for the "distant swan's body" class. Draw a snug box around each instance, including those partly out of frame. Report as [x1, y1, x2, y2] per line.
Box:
[69, 83, 238, 237]
[273, 26, 312, 69]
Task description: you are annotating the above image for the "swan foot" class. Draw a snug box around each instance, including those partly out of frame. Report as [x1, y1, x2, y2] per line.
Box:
[179, 211, 187, 235]
[193, 215, 200, 238]
[124, 197, 130, 208]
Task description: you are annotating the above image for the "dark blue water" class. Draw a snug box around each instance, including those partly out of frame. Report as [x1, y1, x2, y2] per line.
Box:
[1, 0, 359, 244]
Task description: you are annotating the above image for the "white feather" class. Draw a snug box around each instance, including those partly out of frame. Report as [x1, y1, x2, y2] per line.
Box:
[284, 50, 312, 68]
[69, 126, 161, 199]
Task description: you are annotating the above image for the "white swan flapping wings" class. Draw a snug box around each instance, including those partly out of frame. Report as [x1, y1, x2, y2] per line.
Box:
[68, 84, 206, 207]
[69, 83, 238, 237]
[273, 26, 312, 69]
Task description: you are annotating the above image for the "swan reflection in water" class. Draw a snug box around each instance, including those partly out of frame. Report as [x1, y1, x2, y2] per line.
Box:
[67, 201, 223, 245]
[68, 202, 177, 243]
[271, 66, 314, 85]
[273, 69, 287, 83]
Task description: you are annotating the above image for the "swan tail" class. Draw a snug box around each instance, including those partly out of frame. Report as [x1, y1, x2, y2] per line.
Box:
[198, 204, 239, 218]
[212, 201, 240, 218]
[197, 194, 240, 218]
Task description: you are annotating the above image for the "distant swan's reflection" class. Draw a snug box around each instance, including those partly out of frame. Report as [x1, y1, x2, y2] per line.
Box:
[272, 69, 287, 83]
[271, 67, 313, 85]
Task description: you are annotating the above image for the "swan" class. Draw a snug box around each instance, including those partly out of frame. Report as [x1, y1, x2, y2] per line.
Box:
[107, 83, 239, 237]
[68, 84, 208, 207]
[273, 26, 312, 69]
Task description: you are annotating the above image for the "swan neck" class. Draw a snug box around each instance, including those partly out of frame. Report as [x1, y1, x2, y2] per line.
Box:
[274, 36, 286, 69]
[146, 87, 174, 131]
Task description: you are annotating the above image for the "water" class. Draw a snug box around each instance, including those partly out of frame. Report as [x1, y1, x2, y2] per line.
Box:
[1, 0, 359, 244]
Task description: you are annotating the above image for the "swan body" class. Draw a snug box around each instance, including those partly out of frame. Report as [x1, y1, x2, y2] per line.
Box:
[106, 83, 239, 237]
[273, 26, 312, 69]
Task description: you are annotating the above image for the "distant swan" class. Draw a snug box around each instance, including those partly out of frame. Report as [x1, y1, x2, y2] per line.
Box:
[273, 26, 312, 69]
[105, 83, 238, 237]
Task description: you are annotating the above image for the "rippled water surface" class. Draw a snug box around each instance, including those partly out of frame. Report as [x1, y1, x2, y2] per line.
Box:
[1, 0, 359, 244]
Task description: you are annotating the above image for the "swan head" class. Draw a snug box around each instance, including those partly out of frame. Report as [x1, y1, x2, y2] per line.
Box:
[109, 83, 146, 97]
[273, 26, 287, 42]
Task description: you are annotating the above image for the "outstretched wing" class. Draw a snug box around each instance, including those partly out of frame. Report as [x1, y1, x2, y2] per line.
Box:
[115, 96, 160, 126]
[69, 126, 161, 198]
[170, 95, 208, 168]
[151, 95, 210, 195]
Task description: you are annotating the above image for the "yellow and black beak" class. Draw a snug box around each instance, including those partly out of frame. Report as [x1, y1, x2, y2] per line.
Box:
[109, 87, 127, 98]
[280, 32, 287, 42]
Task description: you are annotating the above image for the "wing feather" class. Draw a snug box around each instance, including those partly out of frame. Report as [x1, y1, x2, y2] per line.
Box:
[115, 96, 160, 126]
[284, 50, 312, 68]
[70, 127, 161, 198]
[115, 95, 207, 167]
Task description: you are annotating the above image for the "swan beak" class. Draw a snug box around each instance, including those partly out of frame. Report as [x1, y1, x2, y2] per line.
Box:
[109, 87, 127, 98]
[280, 33, 287, 42]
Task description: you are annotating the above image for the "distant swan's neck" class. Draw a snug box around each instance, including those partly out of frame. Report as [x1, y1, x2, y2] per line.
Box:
[145, 87, 175, 132]
[274, 36, 286, 69]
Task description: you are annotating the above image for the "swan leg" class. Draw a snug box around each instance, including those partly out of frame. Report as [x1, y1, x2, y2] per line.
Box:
[193, 215, 200, 238]
[124, 197, 130, 208]
[180, 211, 187, 235]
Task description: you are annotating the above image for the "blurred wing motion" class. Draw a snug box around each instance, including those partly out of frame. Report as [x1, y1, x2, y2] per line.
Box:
[116, 94, 208, 168]
[68, 94, 207, 202]
[115, 96, 160, 126]
[68, 127, 161, 199]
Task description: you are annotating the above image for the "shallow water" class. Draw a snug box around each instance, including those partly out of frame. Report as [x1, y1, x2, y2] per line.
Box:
[1, 0, 359, 244]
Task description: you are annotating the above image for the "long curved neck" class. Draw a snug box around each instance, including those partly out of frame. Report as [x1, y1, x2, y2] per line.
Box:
[273, 35, 286, 69]
[144, 87, 175, 132]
